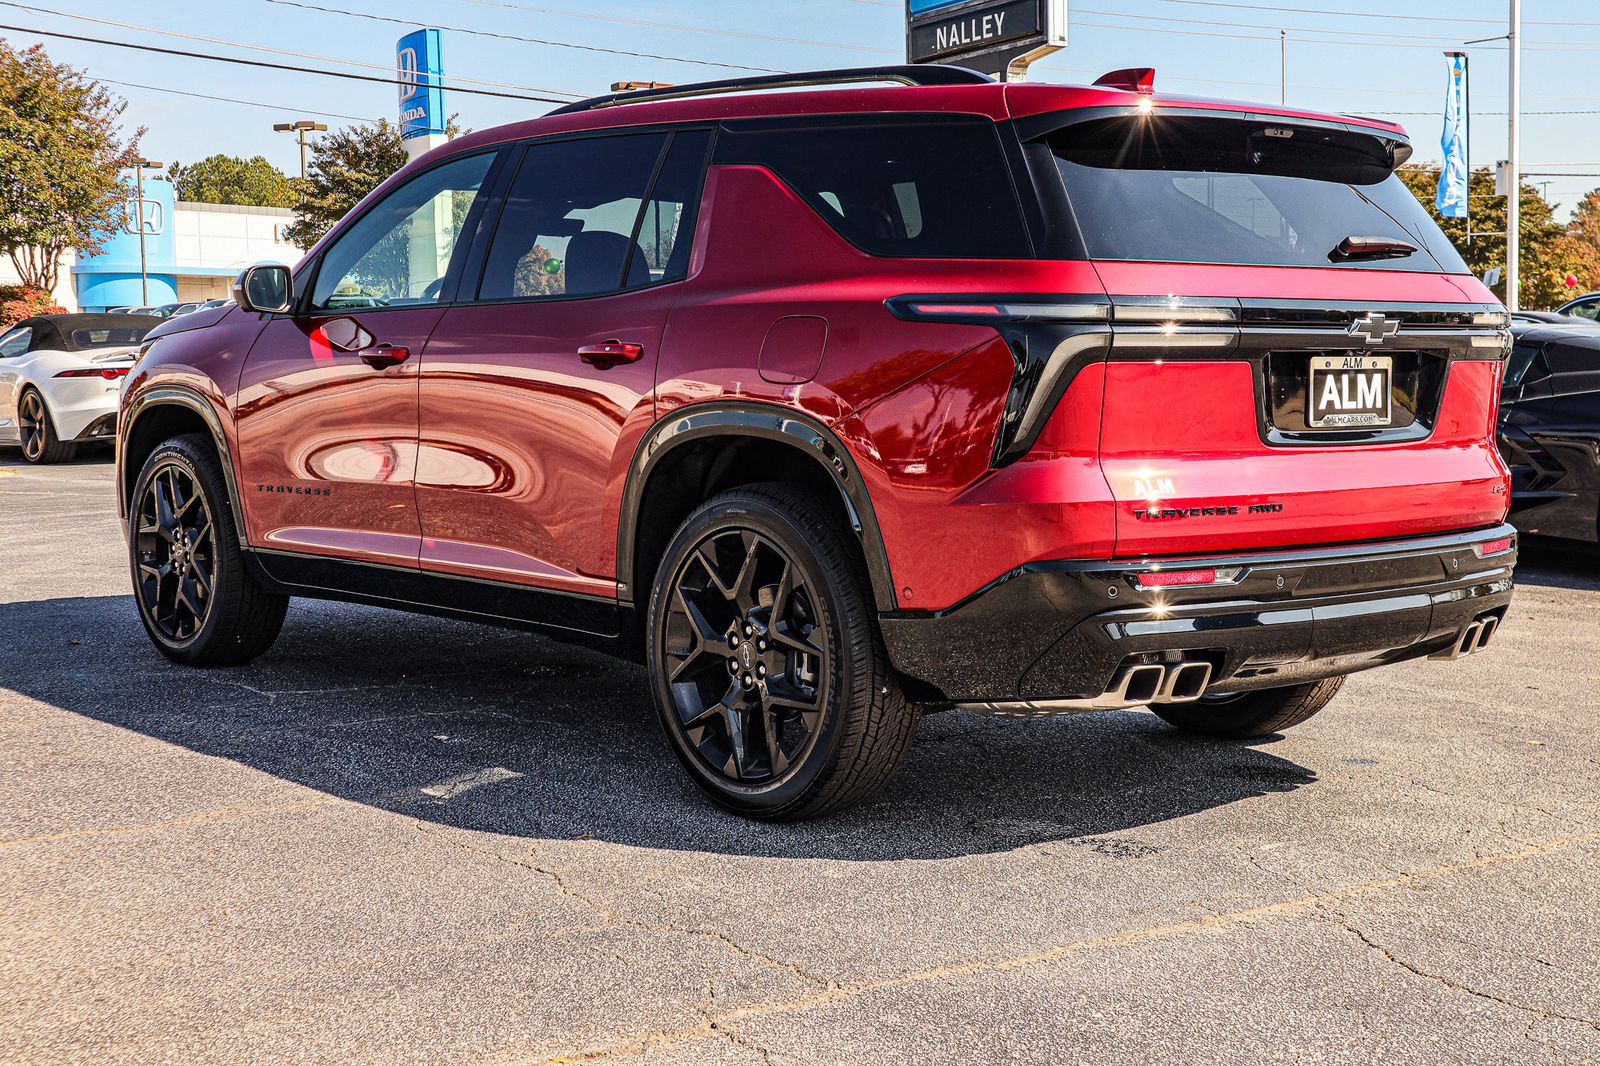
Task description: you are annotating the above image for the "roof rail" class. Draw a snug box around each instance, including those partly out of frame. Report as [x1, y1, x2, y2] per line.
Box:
[546, 65, 995, 117]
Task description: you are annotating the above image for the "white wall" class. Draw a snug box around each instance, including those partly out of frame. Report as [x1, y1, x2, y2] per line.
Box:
[174, 201, 304, 274]
[0, 251, 79, 311]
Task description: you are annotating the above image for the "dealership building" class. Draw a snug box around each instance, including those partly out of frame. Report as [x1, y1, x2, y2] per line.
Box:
[0, 179, 304, 312]
[73, 179, 304, 310]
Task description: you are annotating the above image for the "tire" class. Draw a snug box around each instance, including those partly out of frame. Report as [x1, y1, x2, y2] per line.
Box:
[646, 483, 919, 820]
[129, 434, 288, 665]
[1152, 676, 1345, 739]
[17, 388, 76, 464]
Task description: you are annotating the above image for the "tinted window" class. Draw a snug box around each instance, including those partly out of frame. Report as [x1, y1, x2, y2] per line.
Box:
[714, 120, 1031, 259]
[1565, 299, 1600, 322]
[71, 326, 153, 348]
[0, 328, 30, 358]
[1546, 341, 1600, 375]
[635, 130, 712, 284]
[479, 132, 671, 301]
[311, 152, 494, 311]
[1505, 342, 1544, 387]
[1046, 115, 1468, 273]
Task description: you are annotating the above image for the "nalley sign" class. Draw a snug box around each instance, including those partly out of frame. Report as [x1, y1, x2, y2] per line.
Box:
[906, 0, 1067, 80]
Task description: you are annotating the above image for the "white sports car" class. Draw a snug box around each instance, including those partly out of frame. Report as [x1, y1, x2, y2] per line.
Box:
[0, 314, 159, 463]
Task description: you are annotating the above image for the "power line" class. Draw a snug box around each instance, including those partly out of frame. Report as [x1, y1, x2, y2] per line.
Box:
[97, 76, 380, 123]
[0, 1, 584, 99]
[448, 0, 894, 56]
[0, 22, 569, 101]
[263, 0, 788, 74]
[1146, 0, 1596, 29]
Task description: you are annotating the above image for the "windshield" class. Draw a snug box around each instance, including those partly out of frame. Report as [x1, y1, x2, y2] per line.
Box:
[1043, 115, 1468, 273]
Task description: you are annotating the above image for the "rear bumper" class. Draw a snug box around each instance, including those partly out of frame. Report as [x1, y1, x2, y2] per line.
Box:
[880, 524, 1517, 705]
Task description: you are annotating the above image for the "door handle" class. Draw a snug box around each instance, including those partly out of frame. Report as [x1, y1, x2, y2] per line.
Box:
[359, 343, 410, 369]
[578, 340, 644, 370]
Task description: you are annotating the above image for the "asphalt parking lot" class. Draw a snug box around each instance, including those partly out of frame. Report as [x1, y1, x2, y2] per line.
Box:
[1, 448, 1597, 1065]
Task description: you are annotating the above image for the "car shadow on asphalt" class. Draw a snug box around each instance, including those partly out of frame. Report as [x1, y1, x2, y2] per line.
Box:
[2, 594, 1325, 861]
[1514, 536, 1600, 592]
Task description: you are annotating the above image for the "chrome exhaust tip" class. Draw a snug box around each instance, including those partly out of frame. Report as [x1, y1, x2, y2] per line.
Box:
[1473, 615, 1500, 652]
[1430, 619, 1484, 660]
[1110, 663, 1167, 706]
[1159, 661, 1213, 703]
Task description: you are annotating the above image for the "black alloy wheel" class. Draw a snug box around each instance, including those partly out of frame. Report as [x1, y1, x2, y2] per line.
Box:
[17, 389, 74, 463]
[129, 435, 288, 665]
[647, 484, 919, 820]
[134, 460, 217, 646]
[661, 527, 829, 784]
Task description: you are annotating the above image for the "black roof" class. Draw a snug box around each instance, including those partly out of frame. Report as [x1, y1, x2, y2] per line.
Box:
[15, 313, 160, 353]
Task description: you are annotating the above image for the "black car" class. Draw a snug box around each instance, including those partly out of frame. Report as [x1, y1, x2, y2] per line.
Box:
[1499, 323, 1600, 543]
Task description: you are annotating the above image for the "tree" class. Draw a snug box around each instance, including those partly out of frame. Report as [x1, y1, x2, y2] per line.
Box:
[1562, 188, 1600, 295]
[1397, 166, 1576, 309]
[0, 41, 142, 292]
[169, 154, 296, 208]
[282, 117, 464, 249]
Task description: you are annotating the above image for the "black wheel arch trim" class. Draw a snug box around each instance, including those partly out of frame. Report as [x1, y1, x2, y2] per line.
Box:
[117, 384, 247, 547]
[617, 403, 899, 612]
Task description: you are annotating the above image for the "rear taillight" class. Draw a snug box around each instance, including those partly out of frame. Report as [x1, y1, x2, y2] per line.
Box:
[1133, 567, 1243, 589]
[1473, 536, 1514, 558]
[55, 367, 129, 380]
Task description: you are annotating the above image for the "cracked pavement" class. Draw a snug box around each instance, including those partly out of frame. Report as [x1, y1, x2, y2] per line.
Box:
[2, 451, 1598, 1065]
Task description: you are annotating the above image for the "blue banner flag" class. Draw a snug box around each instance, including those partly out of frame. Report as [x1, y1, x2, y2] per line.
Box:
[1437, 53, 1469, 220]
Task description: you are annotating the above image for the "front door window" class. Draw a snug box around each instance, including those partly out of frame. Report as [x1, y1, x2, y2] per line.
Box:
[310, 153, 495, 311]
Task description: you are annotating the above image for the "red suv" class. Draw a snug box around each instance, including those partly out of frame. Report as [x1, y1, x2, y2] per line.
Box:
[117, 66, 1516, 819]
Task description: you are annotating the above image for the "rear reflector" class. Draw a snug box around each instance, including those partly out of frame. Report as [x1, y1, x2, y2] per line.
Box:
[904, 302, 1005, 317]
[55, 367, 129, 380]
[1135, 568, 1217, 589]
[1473, 536, 1514, 558]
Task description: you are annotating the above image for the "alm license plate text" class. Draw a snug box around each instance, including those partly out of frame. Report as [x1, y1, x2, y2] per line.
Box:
[1308, 355, 1393, 428]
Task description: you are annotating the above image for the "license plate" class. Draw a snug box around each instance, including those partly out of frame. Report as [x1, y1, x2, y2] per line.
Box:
[1308, 354, 1393, 428]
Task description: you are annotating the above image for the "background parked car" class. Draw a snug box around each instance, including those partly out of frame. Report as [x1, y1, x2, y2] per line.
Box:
[1499, 321, 1600, 544]
[1511, 309, 1600, 328]
[1555, 292, 1600, 322]
[0, 313, 158, 462]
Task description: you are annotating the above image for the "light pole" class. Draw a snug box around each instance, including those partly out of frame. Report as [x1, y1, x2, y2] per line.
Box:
[1506, 0, 1522, 310]
[273, 120, 328, 182]
[125, 158, 164, 306]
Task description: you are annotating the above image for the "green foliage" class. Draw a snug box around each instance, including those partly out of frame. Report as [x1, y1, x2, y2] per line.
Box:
[1396, 166, 1574, 309]
[283, 117, 464, 250]
[0, 41, 141, 292]
[169, 154, 296, 208]
[0, 285, 67, 329]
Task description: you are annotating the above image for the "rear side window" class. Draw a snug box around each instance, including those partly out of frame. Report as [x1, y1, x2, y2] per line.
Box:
[1044, 115, 1468, 273]
[478, 129, 710, 301]
[714, 120, 1031, 259]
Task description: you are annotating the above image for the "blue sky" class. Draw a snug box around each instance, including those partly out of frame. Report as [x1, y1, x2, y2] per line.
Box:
[5, 0, 1598, 216]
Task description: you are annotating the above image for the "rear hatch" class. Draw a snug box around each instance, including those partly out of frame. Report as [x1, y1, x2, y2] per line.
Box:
[1029, 110, 1509, 556]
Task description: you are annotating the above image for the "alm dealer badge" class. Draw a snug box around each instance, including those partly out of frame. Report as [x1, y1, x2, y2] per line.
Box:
[1308, 354, 1393, 428]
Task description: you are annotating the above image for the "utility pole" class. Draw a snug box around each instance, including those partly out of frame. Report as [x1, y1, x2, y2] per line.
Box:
[273, 120, 328, 182]
[1506, 0, 1522, 310]
[126, 158, 164, 306]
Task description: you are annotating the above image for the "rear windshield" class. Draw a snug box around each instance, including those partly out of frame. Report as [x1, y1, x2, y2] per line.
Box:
[1044, 115, 1468, 273]
[715, 119, 1032, 259]
[71, 326, 152, 348]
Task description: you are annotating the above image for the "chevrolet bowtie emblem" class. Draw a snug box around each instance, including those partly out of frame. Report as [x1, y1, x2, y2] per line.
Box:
[1348, 313, 1401, 345]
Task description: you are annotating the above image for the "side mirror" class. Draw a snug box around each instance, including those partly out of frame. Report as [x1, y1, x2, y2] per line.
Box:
[233, 263, 294, 315]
